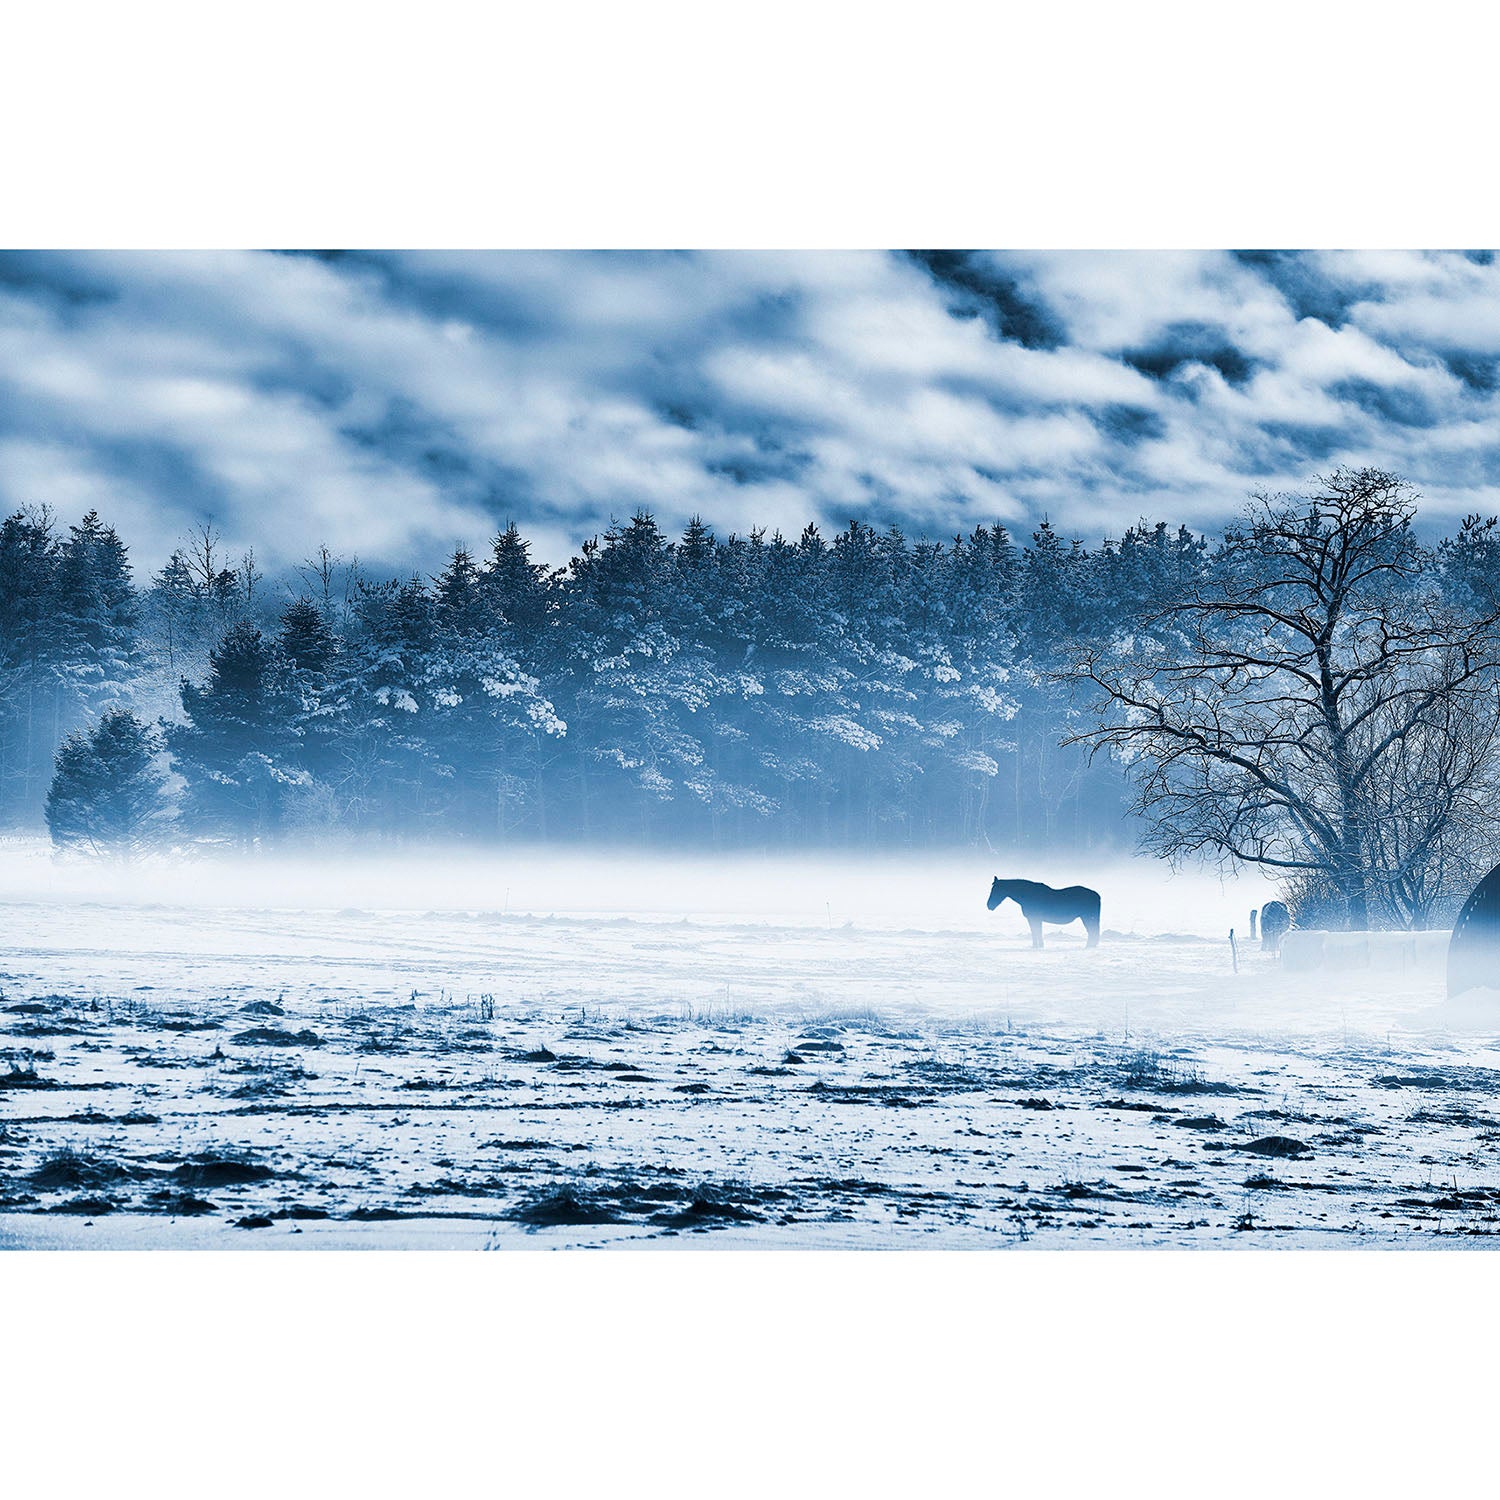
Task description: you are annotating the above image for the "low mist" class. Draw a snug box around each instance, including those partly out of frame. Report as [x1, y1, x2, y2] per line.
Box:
[1, 838, 1283, 940]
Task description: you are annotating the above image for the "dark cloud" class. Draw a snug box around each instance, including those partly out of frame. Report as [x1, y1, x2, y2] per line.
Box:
[1441, 350, 1500, 392]
[1231, 249, 1365, 327]
[1328, 378, 1438, 429]
[901, 250, 1066, 350]
[1122, 321, 1258, 387]
[1094, 404, 1167, 446]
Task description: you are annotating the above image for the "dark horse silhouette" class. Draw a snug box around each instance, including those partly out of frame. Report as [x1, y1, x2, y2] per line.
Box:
[1259, 900, 1291, 953]
[987, 877, 1101, 949]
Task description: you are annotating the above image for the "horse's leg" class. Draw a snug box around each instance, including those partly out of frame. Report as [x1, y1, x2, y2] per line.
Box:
[1029, 916, 1044, 949]
[1084, 912, 1100, 949]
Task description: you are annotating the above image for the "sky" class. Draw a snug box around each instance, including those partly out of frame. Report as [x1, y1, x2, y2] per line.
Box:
[3, 248, 1500, 576]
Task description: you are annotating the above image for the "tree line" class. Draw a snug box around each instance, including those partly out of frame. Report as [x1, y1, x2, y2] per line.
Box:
[10, 469, 1500, 928]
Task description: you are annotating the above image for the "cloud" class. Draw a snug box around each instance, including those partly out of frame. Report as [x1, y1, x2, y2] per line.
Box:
[0, 248, 1498, 575]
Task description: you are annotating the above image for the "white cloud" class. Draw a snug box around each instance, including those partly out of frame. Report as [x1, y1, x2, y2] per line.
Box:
[2, 248, 1500, 574]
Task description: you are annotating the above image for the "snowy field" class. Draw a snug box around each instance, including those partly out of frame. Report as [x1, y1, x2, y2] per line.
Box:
[4, 840, 1500, 1250]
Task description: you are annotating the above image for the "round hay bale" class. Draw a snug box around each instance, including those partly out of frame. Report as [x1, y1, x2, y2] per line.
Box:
[1448, 863, 1500, 1000]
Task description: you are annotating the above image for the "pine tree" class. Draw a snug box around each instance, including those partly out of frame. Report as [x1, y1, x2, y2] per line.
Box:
[0, 508, 62, 822]
[486, 524, 553, 640]
[55, 509, 138, 710]
[166, 621, 304, 847]
[46, 709, 172, 857]
[435, 546, 488, 637]
[279, 599, 336, 676]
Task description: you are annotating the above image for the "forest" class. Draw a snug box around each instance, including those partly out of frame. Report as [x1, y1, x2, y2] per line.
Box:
[2, 504, 1145, 853]
[7, 468, 1500, 926]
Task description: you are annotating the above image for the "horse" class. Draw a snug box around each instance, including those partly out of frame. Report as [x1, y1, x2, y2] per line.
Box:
[1259, 900, 1290, 953]
[987, 877, 1101, 949]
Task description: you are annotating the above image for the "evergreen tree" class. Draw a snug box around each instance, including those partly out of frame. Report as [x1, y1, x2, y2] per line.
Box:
[166, 621, 304, 847]
[486, 524, 554, 640]
[279, 599, 337, 676]
[46, 709, 172, 857]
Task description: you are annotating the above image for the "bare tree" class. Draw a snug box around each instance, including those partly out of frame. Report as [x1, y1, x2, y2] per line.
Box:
[238, 548, 263, 609]
[297, 543, 339, 614]
[183, 519, 223, 591]
[1068, 469, 1500, 929]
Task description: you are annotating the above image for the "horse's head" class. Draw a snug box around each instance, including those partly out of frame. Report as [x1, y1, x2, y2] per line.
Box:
[987, 877, 1014, 911]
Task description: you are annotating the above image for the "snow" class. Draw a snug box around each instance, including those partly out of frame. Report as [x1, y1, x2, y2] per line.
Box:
[1282, 929, 1453, 973]
[6, 841, 1500, 1250]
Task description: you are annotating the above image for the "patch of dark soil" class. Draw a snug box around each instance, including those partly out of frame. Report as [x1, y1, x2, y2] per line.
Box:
[805, 1080, 925, 1107]
[0, 1066, 58, 1090]
[357, 1032, 405, 1053]
[346, 1206, 410, 1221]
[449, 1032, 495, 1052]
[1016, 1097, 1054, 1110]
[1097, 1098, 1174, 1115]
[270, 1204, 331, 1220]
[235, 1215, 274, 1229]
[1145, 1078, 1243, 1096]
[906, 1059, 997, 1090]
[612, 1073, 653, 1083]
[29, 1150, 153, 1190]
[747, 1066, 792, 1077]
[674, 1082, 711, 1094]
[1409, 1106, 1498, 1128]
[407, 1177, 496, 1198]
[232, 1027, 322, 1047]
[398, 1077, 453, 1091]
[160, 1018, 223, 1032]
[1057, 1182, 1117, 1201]
[173, 1152, 277, 1187]
[509, 1185, 626, 1226]
[796, 1039, 845, 1053]
[63, 1107, 136, 1125]
[229, 1077, 301, 1100]
[1243, 1174, 1284, 1190]
[1374, 1068, 1500, 1091]
[652, 1191, 765, 1228]
[482, 1137, 568, 1152]
[801, 1178, 890, 1197]
[4, 1002, 51, 1015]
[1175, 1116, 1227, 1131]
[241, 1001, 286, 1016]
[520, 1046, 558, 1063]
[783, 1051, 807, 1064]
[1241, 1136, 1312, 1158]
[146, 1190, 218, 1215]
[48, 1196, 117, 1215]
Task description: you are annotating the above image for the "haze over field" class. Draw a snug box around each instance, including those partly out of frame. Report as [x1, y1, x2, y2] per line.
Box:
[0, 840, 1278, 936]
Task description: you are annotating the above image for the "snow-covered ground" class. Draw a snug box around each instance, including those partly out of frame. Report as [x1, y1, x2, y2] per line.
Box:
[5, 840, 1500, 1249]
